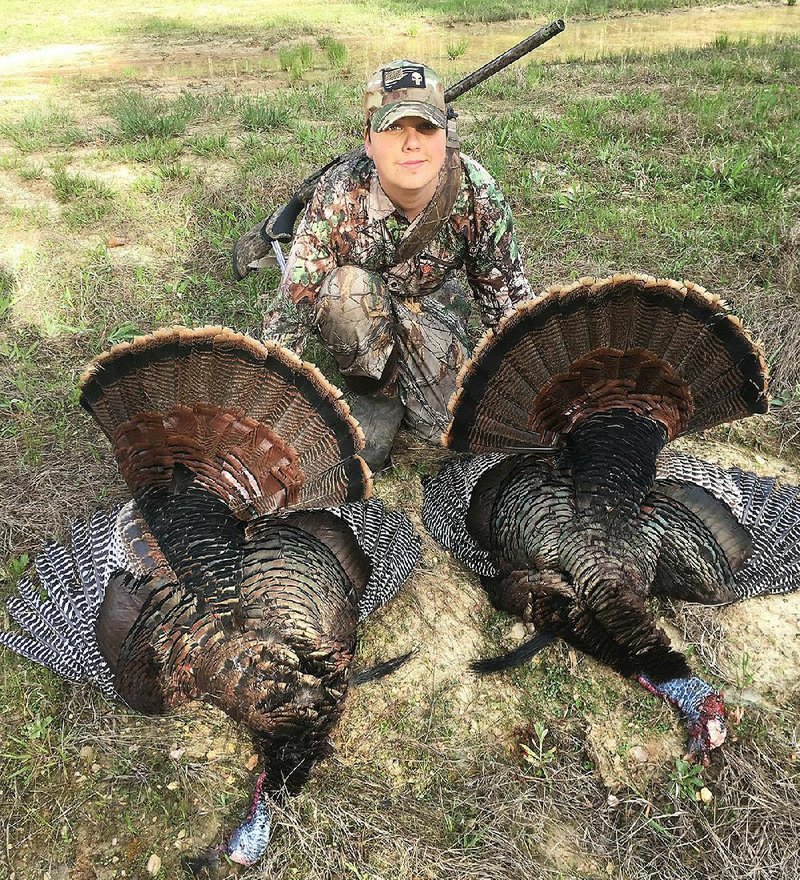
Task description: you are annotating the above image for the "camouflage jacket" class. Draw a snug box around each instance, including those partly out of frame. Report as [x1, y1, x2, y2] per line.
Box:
[279, 151, 532, 326]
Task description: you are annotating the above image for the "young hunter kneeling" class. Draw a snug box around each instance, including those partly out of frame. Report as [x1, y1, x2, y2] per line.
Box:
[279, 60, 532, 469]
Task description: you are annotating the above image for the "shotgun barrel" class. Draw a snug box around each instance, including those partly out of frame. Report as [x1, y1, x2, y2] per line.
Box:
[444, 19, 565, 103]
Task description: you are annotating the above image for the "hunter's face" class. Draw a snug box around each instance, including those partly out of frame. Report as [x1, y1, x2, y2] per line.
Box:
[365, 115, 446, 207]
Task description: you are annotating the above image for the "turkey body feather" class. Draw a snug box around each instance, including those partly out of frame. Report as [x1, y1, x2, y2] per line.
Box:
[0, 326, 421, 870]
[424, 274, 798, 763]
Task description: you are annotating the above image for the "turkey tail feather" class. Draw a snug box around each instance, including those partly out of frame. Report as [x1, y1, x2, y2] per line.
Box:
[446, 274, 769, 453]
[79, 326, 371, 514]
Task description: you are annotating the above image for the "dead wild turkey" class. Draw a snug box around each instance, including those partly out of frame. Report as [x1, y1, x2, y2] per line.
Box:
[0, 326, 420, 870]
[423, 273, 800, 763]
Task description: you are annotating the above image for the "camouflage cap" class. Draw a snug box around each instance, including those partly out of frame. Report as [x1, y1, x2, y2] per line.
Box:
[364, 60, 447, 133]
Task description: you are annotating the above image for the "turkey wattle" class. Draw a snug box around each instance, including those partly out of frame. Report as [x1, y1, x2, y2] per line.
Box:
[0, 326, 421, 869]
[423, 273, 799, 764]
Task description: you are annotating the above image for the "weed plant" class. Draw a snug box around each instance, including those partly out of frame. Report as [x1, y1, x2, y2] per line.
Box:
[278, 44, 315, 81]
[239, 96, 294, 131]
[446, 39, 468, 60]
[0, 108, 89, 152]
[318, 36, 348, 67]
[185, 132, 230, 157]
[50, 169, 114, 203]
[111, 91, 199, 140]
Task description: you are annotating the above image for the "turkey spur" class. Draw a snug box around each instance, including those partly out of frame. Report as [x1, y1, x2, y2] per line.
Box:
[0, 326, 421, 870]
[423, 273, 799, 764]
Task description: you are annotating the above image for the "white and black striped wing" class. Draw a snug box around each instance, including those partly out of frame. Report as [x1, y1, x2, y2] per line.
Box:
[328, 499, 421, 620]
[421, 454, 509, 578]
[727, 467, 800, 597]
[656, 450, 744, 518]
[654, 450, 800, 599]
[0, 507, 125, 698]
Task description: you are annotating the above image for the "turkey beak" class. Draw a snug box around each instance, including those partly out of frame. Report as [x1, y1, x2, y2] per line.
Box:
[224, 770, 273, 867]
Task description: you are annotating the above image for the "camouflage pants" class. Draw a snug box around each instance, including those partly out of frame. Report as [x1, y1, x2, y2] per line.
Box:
[313, 266, 472, 442]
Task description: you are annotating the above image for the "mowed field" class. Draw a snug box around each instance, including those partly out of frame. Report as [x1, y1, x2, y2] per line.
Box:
[1, 1, 799, 878]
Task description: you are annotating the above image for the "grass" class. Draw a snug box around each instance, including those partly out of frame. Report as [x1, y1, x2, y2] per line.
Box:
[0, 14, 799, 880]
[110, 91, 200, 141]
[239, 96, 295, 131]
[184, 131, 230, 157]
[446, 39, 469, 60]
[278, 44, 315, 81]
[0, 108, 90, 152]
[318, 36, 348, 67]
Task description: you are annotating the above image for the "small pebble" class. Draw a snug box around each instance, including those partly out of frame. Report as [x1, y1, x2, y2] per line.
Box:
[628, 745, 650, 764]
[699, 786, 713, 803]
[146, 854, 162, 875]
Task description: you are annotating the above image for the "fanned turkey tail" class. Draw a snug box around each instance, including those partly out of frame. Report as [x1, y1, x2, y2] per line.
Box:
[445, 273, 768, 453]
[79, 325, 371, 514]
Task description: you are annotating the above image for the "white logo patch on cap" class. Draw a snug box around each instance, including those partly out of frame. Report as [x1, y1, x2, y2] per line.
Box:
[382, 65, 426, 92]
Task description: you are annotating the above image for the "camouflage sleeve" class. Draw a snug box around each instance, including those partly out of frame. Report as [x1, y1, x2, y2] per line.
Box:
[462, 157, 532, 327]
[278, 180, 339, 306]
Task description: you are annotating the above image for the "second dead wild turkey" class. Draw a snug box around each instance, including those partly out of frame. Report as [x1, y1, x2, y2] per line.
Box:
[0, 326, 421, 870]
[423, 273, 800, 762]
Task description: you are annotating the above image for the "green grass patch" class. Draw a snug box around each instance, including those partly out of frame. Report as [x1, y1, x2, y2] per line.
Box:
[0, 0, 767, 51]
[50, 167, 114, 203]
[110, 90, 200, 140]
[116, 136, 184, 162]
[238, 96, 295, 131]
[446, 39, 468, 60]
[318, 36, 348, 67]
[278, 43, 315, 81]
[0, 108, 89, 152]
[185, 131, 230, 157]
